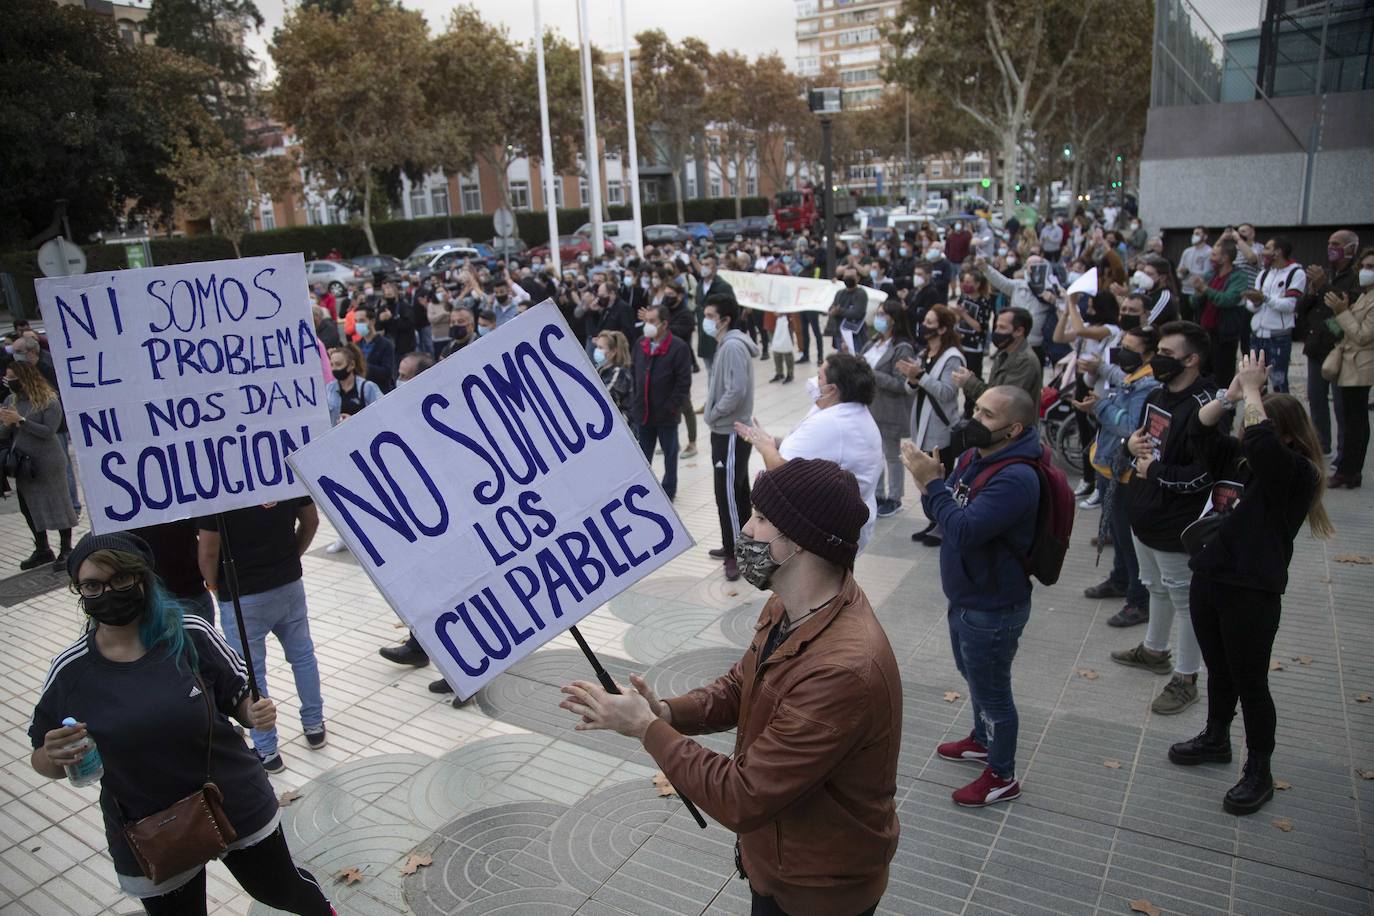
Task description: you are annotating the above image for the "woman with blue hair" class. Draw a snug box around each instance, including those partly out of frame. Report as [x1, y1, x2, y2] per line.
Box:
[27, 531, 334, 915]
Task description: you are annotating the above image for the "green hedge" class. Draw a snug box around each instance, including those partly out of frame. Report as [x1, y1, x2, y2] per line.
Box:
[0, 197, 774, 318]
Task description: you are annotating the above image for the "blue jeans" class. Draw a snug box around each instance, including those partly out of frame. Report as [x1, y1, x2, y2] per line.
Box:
[948, 604, 1031, 778]
[417, 325, 434, 357]
[219, 579, 324, 758]
[1255, 335, 1292, 393]
[637, 422, 680, 500]
[1102, 477, 1149, 608]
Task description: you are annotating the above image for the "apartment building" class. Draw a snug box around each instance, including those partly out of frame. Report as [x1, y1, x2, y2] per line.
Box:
[794, 0, 901, 110]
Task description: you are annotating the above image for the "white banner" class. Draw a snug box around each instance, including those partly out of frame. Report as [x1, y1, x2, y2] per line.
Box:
[720, 269, 884, 319]
[286, 300, 692, 699]
[35, 254, 330, 533]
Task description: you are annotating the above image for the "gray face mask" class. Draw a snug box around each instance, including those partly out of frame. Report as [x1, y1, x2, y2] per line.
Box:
[734, 533, 797, 591]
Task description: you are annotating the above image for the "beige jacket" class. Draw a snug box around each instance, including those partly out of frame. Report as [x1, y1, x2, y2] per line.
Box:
[1331, 289, 1374, 387]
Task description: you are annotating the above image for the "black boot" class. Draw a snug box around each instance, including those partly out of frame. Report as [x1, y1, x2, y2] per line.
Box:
[1224, 754, 1274, 815]
[1168, 722, 1232, 766]
[20, 538, 55, 572]
[379, 634, 429, 667]
[52, 529, 73, 574]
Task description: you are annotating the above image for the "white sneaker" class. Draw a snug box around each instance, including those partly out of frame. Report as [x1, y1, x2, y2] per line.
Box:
[325, 538, 349, 554]
[1073, 479, 1093, 497]
[1078, 491, 1102, 509]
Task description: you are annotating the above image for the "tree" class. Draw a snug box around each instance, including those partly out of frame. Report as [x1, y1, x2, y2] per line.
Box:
[0, 0, 215, 246]
[633, 31, 709, 224]
[167, 140, 253, 256]
[886, 0, 1098, 218]
[743, 55, 810, 198]
[271, 1, 452, 254]
[703, 51, 754, 218]
[146, 0, 263, 144]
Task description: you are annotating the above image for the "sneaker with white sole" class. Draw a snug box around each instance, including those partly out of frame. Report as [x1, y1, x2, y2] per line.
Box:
[1151, 673, 1199, 715]
[1073, 479, 1093, 497]
[952, 767, 1021, 807]
[325, 538, 348, 554]
[937, 734, 988, 763]
[305, 725, 327, 750]
[1078, 490, 1102, 509]
[260, 752, 286, 774]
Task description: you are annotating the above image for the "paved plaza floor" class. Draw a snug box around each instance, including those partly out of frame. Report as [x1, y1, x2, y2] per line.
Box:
[0, 354, 1371, 915]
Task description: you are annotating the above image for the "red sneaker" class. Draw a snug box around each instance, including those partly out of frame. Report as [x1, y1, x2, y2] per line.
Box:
[936, 734, 988, 763]
[952, 767, 1021, 807]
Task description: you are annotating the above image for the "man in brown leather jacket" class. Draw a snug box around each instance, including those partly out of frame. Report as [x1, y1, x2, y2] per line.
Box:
[561, 458, 903, 916]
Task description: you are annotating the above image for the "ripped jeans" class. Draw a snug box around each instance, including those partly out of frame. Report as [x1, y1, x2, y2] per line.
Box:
[948, 604, 1031, 779]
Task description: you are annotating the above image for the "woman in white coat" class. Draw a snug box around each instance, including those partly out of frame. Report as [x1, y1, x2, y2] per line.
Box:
[897, 304, 966, 545]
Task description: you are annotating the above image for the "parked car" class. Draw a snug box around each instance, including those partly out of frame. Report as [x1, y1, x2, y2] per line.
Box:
[709, 218, 744, 240]
[305, 259, 367, 295]
[682, 222, 713, 243]
[643, 224, 691, 245]
[574, 220, 639, 246]
[527, 234, 617, 263]
[740, 215, 776, 238]
[487, 236, 527, 258]
[406, 238, 474, 259]
[349, 254, 402, 283]
[399, 246, 481, 281]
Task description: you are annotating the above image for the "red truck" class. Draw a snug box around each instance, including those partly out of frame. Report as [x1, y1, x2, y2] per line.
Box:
[772, 185, 819, 234]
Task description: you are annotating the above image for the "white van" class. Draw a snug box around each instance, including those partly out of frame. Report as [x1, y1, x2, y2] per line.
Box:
[920, 198, 950, 218]
[575, 220, 640, 245]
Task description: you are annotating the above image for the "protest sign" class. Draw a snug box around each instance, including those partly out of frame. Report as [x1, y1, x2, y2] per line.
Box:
[35, 255, 331, 533]
[720, 269, 882, 320]
[286, 300, 693, 699]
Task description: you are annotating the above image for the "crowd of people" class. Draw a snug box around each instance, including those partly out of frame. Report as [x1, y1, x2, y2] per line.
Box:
[15, 209, 1373, 915]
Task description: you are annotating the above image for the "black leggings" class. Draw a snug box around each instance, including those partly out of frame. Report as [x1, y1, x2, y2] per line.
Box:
[16, 492, 71, 553]
[1189, 575, 1281, 756]
[1336, 384, 1371, 477]
[140, 826, 330, 915]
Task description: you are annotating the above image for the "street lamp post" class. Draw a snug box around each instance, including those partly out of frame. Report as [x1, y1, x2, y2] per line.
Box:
[808, 87, 842, 280]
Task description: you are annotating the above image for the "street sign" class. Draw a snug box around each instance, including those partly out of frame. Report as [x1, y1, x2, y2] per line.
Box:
[493, 207, 516, 239]
[124, 241, 149, 270]
[37, 237, 86, 278]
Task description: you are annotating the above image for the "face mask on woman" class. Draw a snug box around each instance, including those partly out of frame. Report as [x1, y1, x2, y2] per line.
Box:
[593, 348, 607, 366]
[83, 585, 145, 627]
[874, 315, 890, 335]
[331, 367, 350, 381]
[1360, 267, 1374, 288]
[1130, 270, 1154, 291]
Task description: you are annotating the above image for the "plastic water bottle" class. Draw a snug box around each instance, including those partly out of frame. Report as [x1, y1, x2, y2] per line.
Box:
[60, 717, 103, 787]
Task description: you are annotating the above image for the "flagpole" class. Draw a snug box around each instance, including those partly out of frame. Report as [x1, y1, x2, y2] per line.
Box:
[576, 0, 605, 258]
[533, 0, 561, 277]
[620, 0, 643, 254]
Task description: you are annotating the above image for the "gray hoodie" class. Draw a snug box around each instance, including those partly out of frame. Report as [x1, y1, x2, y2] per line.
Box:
[704, 328, 759, 434]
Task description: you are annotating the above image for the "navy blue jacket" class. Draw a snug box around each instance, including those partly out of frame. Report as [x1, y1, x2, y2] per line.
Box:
[921, 429, 1041, 612]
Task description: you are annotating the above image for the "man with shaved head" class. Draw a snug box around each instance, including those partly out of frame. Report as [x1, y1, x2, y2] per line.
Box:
[901, 385, 1042, 808]
[1298, 228, 1361, 460]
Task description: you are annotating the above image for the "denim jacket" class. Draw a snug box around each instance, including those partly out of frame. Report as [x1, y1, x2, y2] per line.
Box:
[1091, 367, 1160, 479]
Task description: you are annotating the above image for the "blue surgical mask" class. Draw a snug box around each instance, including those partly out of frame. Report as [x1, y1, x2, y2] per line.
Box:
[899, 247, 909, 257]
[702, 317, 718, 337]
[354, 321, 370, 337]
[593, 348, 607, 365]
[874, 315, 890, 335]
[622, 275, 632, 287]
[477, 325, 492, 337]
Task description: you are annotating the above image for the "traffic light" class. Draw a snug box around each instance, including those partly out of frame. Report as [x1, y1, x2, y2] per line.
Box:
[1013, 183, 1022, 192]
[1115, 154, 1123, 163]
[1062, 145, 1072, 159]
[980, 178, 991, 189]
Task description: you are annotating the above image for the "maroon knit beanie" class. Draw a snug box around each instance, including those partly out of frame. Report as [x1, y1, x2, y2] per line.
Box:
[751, 458, 868, 568]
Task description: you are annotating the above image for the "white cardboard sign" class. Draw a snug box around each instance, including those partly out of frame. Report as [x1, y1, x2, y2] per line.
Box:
[286, 300, 692, 699]
[35, 254, 330, 533]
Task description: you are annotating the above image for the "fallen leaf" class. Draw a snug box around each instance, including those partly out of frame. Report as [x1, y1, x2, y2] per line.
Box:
[651, 772, 678, 798]
[942, 690, 961, 702]
[1356, 693, 1372, 703]
[399, 853, 432, 876]
[1272, 818, 1293, 832]
[1293, 655, 1313, 666]
[1103, 759, 1122, 769]
[1334, 554, 1374, 565]
[1128, 899, 1162, 916]
[334, 867, 364, 885]
[1356, 769, 1374, 780]
[392, 621, 407, 628]
[278, 789, 303, 807]
[1076, 668, 1100, 680]
[1269, 658, 1285, 671]
[725, 589, 738, 597]
[1273, 779, 1292, 791]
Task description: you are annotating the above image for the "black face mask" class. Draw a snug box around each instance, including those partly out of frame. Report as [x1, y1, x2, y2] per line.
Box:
[920, 324, 941, 339]
[989, 331, 1015, 350]
[1118, 313, 1142, 331]
[449, 324, 469, 340]
[83, 586, 144, 627]
[844, 277, 857, 288]
[951, 417, 1014, 450]
[331, 367, 350, 381]
[1110, 347, 1144, 372]
[1150, 354, 1185, 383]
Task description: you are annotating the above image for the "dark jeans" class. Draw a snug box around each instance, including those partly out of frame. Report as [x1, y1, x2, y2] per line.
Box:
[797, 311, 824, 362]
[1254, 334, 1292, 393]
[141, 826, 330, 915]
[638, 422, 680, 500]
[948, 604, 1031, 778]
[1190, 575, 1281, 756]
[751, 891, 877, 916]
[711, 431, 752, 553]
[1101, 476, 1149, 608]
[1306, 359, 1340, 455]
[680, 393, 697, 446]
[1336, 385, 1371, 477]
[1209, 332, 1239, 391]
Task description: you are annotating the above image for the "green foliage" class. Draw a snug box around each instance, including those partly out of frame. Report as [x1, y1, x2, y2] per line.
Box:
[147, 0, 263, 142]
